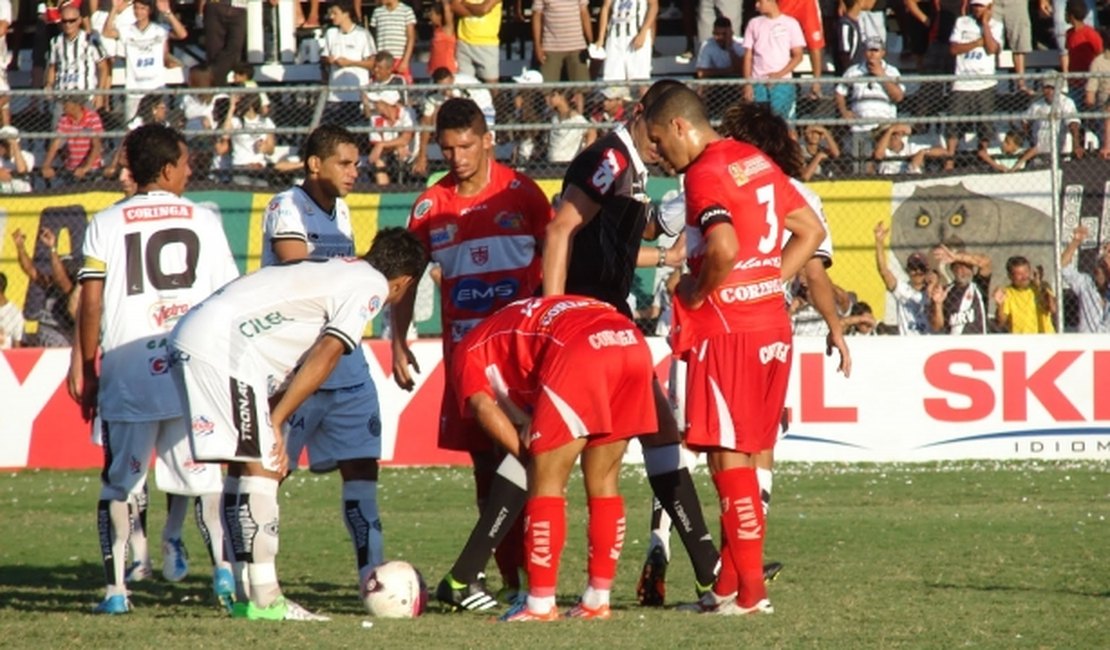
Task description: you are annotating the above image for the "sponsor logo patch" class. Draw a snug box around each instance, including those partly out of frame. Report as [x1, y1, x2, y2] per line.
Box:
[495, 211, 524, 230]
[470, 245, 489, 266]
[149, 301, 191, 331]
[430, 224, 457, 247]
[192, 415, 216, 436]
[452, 277, 520, 312]
[123, 204, 193, 222]
[148, 356, 169, 375]
[589, 148, 626, 195]
[413, 198, 433, 219]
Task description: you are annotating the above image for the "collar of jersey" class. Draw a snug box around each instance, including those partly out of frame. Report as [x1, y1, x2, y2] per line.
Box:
[295, 185, 338, 221]
[614, 123, 648, 183]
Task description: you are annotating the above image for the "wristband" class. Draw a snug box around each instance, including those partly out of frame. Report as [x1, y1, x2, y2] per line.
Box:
[656, 247, 666, 268]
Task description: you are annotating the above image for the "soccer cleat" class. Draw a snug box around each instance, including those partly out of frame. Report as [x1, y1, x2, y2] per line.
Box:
[230, 602, 250, 619]
[496, 586, 527, 607]
[717, 598, 774, 616]
[676, 590, 736, 614]
[565, 601, 611, 620]
[436, 573, 499, 612]
[92, 594, 131, 615]
[124, 560, 153, 583]
[635, 545, 668, 607]
[213, 566, 236, 614]
[498, 602, 561, 622]
[241, 597, 330, 622]
[161, 538, 188, 582]
[763, 561, 784, 584]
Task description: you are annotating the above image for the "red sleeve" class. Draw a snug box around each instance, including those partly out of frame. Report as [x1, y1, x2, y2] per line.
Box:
[683, 163, 732, 235]
[451, 342, 493, 413]
[407, 190, 435, 250]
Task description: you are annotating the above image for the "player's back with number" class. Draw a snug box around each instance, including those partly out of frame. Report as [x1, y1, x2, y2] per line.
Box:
[683, 139, 806, 329]
[80, 191, 238, 419]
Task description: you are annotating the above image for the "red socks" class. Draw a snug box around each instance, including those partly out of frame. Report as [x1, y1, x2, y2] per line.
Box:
[524, 496, 565, 598]
[586, 496, 625, 590]
[713, 467, 767, 607]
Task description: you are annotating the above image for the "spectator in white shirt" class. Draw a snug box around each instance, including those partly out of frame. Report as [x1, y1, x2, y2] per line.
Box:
[1021, 79, 1085, 161]
[835, 36, 904, 173]
[873, 123, 947, 175]
[322, 0, 377, 126]
[545, 86, 588, 162]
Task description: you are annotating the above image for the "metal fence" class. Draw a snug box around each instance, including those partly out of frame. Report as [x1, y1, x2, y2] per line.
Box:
[1, 73, 1108, 337]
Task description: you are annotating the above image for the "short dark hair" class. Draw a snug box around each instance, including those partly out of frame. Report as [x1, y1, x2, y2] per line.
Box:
[644, 83, 710, 129]
[1006, 255, 1030, 275]
[133, 93, 166, 124]
[639, 78, 687, 112]
[435, 97, 488, 136]
[364, 227, 427, 280]
[721, 101, 804, 179]
[231, 62, 255, 80]
[0, 271, 7, 294]
[374, 50, 395, 67]
[431, 66, 454, 83]
[713, 16, 732, 30]
[1067, 0, 1089, 21]
[331, 0, 356, 17]
[301, 124, 360, 172]
[125, 123, 187, 187]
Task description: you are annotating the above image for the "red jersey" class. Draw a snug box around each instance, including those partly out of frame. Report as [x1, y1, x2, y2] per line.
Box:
[408, 160, 553, 346]
[429, 26, 458, 74]
[673, 139, 805, 353]
[58, 106, 103, 170]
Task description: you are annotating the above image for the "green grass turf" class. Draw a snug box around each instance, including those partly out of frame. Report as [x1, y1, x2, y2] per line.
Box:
[0, 461, 1105, 648]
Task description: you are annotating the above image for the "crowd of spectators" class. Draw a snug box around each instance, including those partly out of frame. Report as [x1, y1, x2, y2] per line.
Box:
[0, 0, 1107, 192]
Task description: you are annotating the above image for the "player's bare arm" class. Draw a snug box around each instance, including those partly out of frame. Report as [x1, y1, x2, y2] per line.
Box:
[271, 238, 311, 262]
[780, 205, 825, 282]
[389, 277, 423, 391]
[78, 278, 104, 422]
[268, 335, 349, 475]
[542, 185, 601, 296]
[874, 221, 897, 291]
[467, 392, 524, 459]
[679, 221, 738, 310]
[803, 259, 851, 377]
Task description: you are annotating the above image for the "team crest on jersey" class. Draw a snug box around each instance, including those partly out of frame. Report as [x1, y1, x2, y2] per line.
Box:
[368, 296, 382, 313]
[149, 356, 170, 375]
[510, 179, 521, 190]
[590, 149, 626, 195]
[413, 198, 434, 219]
[470, 246, 489, 266]
[430, 224, 457, 247]
[268, 199, 282, 213]
[495, 211, 524, 230]
[192, 415, 216, 436]
[149, 300, 191, 331]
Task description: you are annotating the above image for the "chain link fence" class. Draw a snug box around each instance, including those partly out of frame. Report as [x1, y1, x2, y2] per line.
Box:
[1, 73, 1108, 338]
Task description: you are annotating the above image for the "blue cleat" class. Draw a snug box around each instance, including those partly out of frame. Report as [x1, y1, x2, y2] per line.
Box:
[213, 566, 236, 614]
[92, 594, 131, 615]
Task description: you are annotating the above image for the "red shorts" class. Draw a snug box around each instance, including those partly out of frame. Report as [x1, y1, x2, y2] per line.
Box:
[779, 0, 826, 50]
[683, 326, 793, 454]
[438, 362, 493, 453]
[527, 325, 657, 456]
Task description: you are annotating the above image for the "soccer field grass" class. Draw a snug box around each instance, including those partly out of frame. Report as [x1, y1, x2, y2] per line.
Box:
[0, 461, 1105, 648]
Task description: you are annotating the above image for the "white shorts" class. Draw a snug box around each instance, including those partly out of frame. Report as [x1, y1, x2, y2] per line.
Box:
[173, 354, 281, 473]
[100, 418, 224, 499]
[603, 30, 653, 81]
[285, 381, 382, 473]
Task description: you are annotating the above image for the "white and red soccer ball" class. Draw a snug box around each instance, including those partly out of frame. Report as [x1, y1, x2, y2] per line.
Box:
[361, 561, 428, 619]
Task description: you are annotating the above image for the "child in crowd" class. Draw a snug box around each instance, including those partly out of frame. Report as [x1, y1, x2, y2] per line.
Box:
[742, 0, 806, 119]
[546, 87, 588, 163]
[978, 131, 1028, 172]
[427, 0, 457, 76]
[231, 62, 271, 117]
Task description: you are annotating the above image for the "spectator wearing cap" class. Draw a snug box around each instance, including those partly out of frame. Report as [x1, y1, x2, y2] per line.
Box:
[532, 0, 593, 113]
[874, 220, 937, 335]
[929, 239, 993, 334]
[364, 89, 418, 186]
[1019, 79, 1084, 163]
[944, 0, 1002, 169]
[1059, 224, 1110, 333]
[41, 95, 103, 186]
[585, 86, 630, 146]
[321, 0, 377, 127]
[0, 127, 33, 194]
[835, 36, 904, 173]
[993, 255, 1056, 333]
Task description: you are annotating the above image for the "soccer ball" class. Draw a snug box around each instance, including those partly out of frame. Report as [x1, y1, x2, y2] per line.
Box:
[362, 561, 428, 619]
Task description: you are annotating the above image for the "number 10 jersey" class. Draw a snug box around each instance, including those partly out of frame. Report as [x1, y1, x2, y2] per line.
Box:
[79, 190, 240, 421]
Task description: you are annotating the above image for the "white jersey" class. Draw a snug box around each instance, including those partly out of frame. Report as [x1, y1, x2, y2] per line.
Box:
[950, 15, 1003, 92]
[262, 186, 369, 389]
[229, 114, 276, 167]
[119, 21, 170, 90]
[79, 190, 240, 421]
[171, 258, 388, 396]
[782, 178, 832, 263]
[323, 25, 377, 103]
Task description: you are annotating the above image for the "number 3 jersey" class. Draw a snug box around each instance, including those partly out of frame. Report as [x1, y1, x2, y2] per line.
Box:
[80, 190, 240, 421]
[673, 139, 807, 353]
